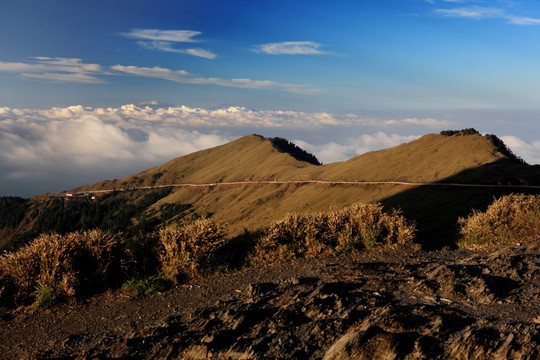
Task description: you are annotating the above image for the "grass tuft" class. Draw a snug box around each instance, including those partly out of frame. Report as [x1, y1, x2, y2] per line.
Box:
[458, 194, 540, 247]
[249, 203, 416, 265]
[0, 229, 127, 307]
[158, 218, 226, 283]
[123, 274, 166, 297]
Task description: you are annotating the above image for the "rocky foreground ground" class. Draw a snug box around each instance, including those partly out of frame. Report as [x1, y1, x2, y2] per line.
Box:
[1, 241, 539, 359]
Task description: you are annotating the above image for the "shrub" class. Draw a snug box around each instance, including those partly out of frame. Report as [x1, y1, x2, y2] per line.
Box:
[158, 219, 226, 283]
[458, 194, 540, 247]
[124, 274, 166, 297]
[250, 203, 416, 265]
[267, 136, 322, 165]
[0, 229, 128, 307]
[440, 128, 480, 137]
[33, 281, 62, 309]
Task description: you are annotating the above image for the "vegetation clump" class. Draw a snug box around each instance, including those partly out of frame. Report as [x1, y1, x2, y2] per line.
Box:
[123, 274, 166, 297]
[0, 229, 127, 308]
[440, 128, 480, 137]
[458, 194, 540, 247]
[0, 197, 28, 229]
[157, 218, 226, 283]
[267, 136, 322, 165]
[250, 203, 416, 265]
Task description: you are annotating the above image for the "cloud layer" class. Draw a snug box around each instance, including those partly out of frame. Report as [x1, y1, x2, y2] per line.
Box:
[0, 104, 537, 197]
[295, 132, 421, 164]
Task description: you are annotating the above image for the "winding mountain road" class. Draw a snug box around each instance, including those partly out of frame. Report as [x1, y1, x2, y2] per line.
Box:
[83, 179, 540, 194]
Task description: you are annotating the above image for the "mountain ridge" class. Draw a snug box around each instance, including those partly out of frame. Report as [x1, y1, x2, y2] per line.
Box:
[80, 131, 530, 192]
[1, 130, 539, 250]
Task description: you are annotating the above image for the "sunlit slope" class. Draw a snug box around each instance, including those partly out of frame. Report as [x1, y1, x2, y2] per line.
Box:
[74, 132, 539, 245]
[84, 132, 515, 192]
[82, 135, 318, 191]
[313, 133, 508, 183]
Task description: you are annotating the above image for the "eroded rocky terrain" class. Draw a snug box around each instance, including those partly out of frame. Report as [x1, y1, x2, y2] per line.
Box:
[1, 241, 539, 359]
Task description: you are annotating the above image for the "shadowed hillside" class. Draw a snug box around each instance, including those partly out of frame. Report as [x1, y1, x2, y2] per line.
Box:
[381, 159, 540, 249]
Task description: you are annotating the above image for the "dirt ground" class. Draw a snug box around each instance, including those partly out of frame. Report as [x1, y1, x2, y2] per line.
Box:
[1, 241, 539, 359]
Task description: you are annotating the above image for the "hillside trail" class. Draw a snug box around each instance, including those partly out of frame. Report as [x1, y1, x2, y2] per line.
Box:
[1, 240, 539, 359]
[81, 179, 540, 195]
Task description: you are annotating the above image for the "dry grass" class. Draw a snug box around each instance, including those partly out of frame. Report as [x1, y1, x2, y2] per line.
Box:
[0, 230, 126, 308]
[250, 203, 416, 265]
[158, 218, 226, 283]
[458, 194, 540, 247]
[79, 133, 524, 242]
[315, 133, 507, 183]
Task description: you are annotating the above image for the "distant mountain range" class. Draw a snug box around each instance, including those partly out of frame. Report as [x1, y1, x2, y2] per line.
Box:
[1, 130, 539, 250]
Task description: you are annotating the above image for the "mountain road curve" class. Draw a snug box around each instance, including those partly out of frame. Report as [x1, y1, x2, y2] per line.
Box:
[82, 179, 540, 193]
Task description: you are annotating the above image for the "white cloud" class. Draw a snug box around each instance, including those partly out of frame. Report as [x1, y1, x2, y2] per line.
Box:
[122, 29, 202, 42]
[122, 28, 218, 59]
[254, 41, 326, 55]
[432, 4, 540, 25]
[434, 6, 505, 19]
[0, 56, 318, 93]
[295, 132, 421, 164]
[500, 136, 540, 165]
[0, 105, 455, 131]
[384, 117, 454, 127]
[111, 64, 320, 94]
[137, 40, 217, 59]
[1, 104, 504, 196]
[507, 16, 540, 25]
[184, 48, 217, 59]
[0, 107, 233, 196]
[0, 57, 106, 84]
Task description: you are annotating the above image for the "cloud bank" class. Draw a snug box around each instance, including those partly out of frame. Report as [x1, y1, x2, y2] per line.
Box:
[0, 104, 536, 197]
[295, 132, 421, 164]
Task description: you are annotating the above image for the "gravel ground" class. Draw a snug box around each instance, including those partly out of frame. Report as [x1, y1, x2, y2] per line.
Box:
[1, 241, 539, 359]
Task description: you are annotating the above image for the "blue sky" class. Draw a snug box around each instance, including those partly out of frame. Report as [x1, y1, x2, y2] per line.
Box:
[1, 0, 540, 196]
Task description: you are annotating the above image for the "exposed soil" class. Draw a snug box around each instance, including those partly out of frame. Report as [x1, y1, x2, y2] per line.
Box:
[1, 241, 539, 359]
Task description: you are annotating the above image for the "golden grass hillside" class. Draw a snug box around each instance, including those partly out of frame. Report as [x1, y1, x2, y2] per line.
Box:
[312, 133, 510, 183]
[82, 132, 519, 192]
[73, 132, 539, 244]
[81, 135, 319, 191]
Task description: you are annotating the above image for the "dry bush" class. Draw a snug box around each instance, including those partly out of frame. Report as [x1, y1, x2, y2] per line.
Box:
[458, 194, 540, 247]
[0, 229, 127, 308]
[158, 218, 226, 283]
[250, 203, 416, 265]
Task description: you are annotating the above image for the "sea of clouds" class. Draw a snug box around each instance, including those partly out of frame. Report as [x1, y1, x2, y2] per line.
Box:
[1, 104, 538, 197]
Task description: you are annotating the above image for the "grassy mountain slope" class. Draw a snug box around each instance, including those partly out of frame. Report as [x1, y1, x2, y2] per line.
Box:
[79, 132, 537, 244]
[313, 133, 510, 183]
[2, 131, 539, 251]
[81, 135, 318, 191]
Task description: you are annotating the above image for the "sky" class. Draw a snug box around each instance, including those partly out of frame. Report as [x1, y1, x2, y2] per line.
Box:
[1, 0, 540, 197]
